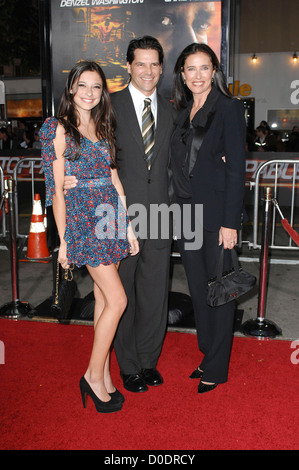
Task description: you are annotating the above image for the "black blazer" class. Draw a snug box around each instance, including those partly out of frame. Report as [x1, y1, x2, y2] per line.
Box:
[170, 88, 246, 231]
[111, 87, 176, 212]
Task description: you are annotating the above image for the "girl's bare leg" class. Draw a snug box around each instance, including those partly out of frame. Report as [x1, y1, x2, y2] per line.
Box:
[93, 282, 117, 394]
[84, 262, 127, 402]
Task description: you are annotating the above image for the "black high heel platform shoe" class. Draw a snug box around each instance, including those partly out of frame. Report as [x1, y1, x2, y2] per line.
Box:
[80, 376, 123, 413]
[198, 381, 218, 394]
[109, 388, 125, 404]
[189, 366, 203, 379]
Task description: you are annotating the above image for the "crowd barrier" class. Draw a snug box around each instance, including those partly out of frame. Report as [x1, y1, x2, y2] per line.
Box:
[0, 177, 34, 318]
[242, 159, 299, 251]
[7, 156, 299, 253]
[1, 157, 298, 338]
[0, 166, 6, 239]
[239, 158, 299, 337]
[13, 156, 43, 241]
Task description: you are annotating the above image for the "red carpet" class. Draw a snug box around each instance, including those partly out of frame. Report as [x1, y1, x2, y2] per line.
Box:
[0, 319, 298, 450]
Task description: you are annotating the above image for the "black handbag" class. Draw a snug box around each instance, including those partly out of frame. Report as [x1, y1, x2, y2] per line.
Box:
[207, 247, 256, 307]
[51, 259, 77, 320]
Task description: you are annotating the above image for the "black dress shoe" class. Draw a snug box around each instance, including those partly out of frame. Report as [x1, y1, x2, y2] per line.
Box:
[189, 366, 204, 379]
[198, 382, 218, 394]
[141, 368, 163, 386]
[121, 373, 148, 393]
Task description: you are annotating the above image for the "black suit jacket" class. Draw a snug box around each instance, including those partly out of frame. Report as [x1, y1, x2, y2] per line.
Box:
[111, 87, 176, 213]
[170, 88, 246, 231]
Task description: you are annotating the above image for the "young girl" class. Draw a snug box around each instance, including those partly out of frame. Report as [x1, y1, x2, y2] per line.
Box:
[40, 61, 139, 413]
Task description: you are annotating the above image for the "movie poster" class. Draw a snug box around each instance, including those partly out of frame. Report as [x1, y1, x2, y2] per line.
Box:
[49, 0, 225, 110]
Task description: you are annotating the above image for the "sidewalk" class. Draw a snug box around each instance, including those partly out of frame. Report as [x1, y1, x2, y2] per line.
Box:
[1, 245, 298, 341]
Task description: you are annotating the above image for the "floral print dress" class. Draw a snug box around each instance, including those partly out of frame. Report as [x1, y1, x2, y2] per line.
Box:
[40, 116, 130, 267]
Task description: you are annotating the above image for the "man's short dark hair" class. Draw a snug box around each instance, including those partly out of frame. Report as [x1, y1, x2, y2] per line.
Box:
[126, 35, 164, 65]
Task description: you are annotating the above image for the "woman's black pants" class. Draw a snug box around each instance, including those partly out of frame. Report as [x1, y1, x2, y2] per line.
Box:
[176, 198, 236, 384]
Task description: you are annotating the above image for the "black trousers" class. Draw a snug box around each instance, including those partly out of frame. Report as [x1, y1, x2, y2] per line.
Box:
[114, 237, 171, 375]
[176, 198, 235, 384]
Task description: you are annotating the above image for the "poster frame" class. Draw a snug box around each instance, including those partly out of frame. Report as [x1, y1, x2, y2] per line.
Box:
[39, 0, 232, 120]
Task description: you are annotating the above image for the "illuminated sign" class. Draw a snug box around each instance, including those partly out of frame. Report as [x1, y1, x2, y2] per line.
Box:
[228, 80, 252, 97]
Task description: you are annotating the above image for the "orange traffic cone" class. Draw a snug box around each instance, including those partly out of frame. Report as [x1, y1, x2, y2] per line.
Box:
[26, 194, 51, 261]
[44, 207, 47, 230]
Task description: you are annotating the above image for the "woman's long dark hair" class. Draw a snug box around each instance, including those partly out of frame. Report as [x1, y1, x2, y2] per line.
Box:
[172, 43, 232, 111]
[57, 60, 117, 167]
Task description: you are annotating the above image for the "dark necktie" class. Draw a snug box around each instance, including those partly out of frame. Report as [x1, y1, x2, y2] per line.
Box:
[142, 98, 155, 170]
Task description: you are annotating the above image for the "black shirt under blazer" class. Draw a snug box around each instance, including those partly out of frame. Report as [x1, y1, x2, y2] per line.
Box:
[170, 87, 246, 232]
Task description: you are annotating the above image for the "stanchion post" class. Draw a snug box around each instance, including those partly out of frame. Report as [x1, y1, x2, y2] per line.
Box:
[241, 186, 282, 338]
[0, 177, 35, 319]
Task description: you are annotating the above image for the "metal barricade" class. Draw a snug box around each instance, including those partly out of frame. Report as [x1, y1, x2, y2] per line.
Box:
[0, 177, 35, 319]
[249, 159, 299, 251]
[0, 165, 6, 238]
[8, 156, 299, 252]
[12, 156, 43, 240]
[240, 159, 299, 339]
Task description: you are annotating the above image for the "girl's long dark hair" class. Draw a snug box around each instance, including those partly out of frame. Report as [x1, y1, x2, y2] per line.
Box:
[172, 43, 232, 111]
[57, 60, 117, 167]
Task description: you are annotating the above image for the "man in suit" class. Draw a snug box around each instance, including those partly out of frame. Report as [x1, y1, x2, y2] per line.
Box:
[111, 36, 176, 393]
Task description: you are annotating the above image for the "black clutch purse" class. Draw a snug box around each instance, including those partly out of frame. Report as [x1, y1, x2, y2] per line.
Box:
[207, 247, 256, 307]
[51, 259, 77, 320]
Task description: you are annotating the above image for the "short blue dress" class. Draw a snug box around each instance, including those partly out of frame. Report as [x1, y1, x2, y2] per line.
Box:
[40, 116, 130, 267]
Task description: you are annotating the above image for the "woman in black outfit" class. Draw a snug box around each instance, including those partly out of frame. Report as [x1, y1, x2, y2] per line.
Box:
[170, 43, 246, 393]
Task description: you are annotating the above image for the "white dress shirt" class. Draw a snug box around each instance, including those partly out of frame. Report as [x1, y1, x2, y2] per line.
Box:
[128, 82, 157, 132]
